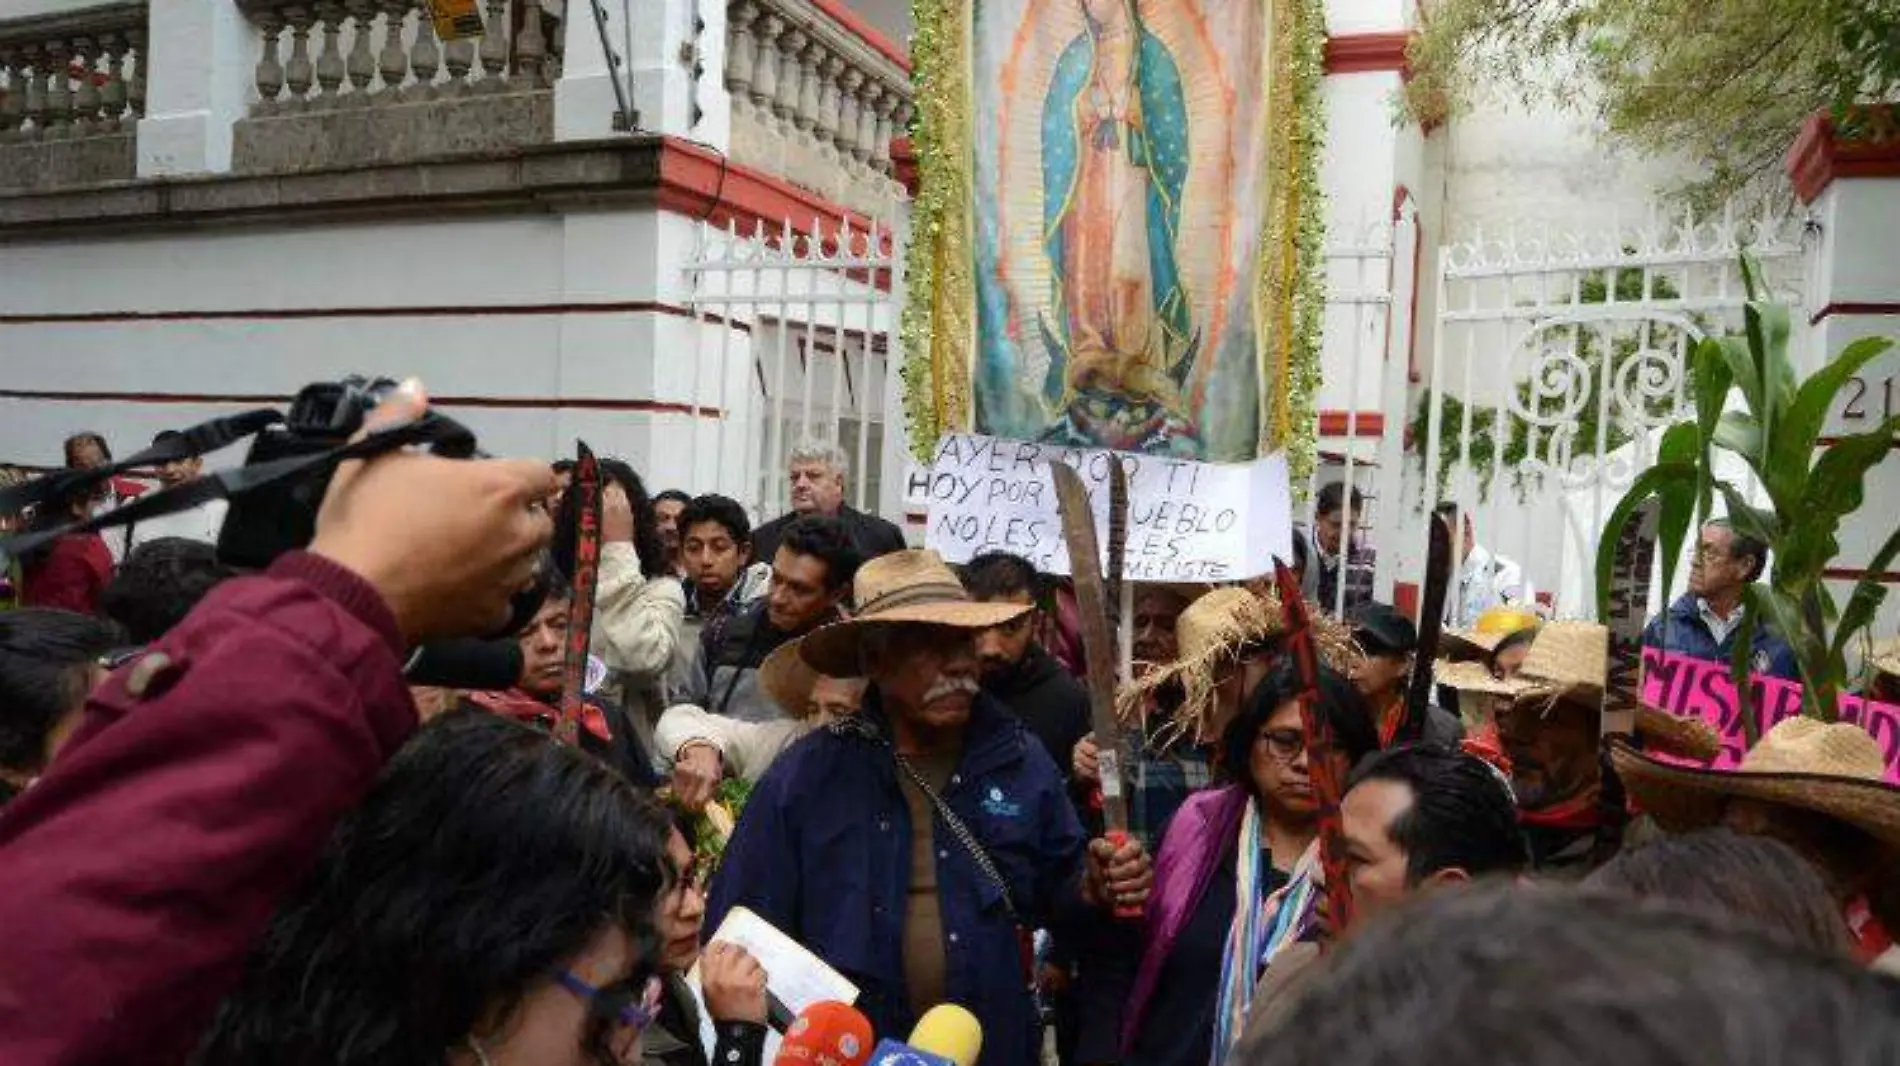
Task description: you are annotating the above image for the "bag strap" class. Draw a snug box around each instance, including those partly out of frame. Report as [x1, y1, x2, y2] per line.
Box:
[828, 716, 1026, 927]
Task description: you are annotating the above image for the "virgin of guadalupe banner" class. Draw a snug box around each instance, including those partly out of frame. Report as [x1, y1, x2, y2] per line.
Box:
[901, 0, 1327, 471]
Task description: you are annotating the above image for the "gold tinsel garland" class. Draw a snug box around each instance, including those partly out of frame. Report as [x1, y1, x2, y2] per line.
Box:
[900, 0, 1329, 474]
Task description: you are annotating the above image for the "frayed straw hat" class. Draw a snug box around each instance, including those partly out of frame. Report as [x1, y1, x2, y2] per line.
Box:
[1869, 638, 1900, 683]
[1441, 606, 1541, 663]
[1611, 717, 1900, 849]
[1437, 621, 1721, 763]
[798, 549, 1030, 676]
[1119, 585, 1358, 735]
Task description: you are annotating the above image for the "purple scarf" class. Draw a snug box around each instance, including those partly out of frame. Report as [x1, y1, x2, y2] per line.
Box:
[1120, 784, 1250, 1053]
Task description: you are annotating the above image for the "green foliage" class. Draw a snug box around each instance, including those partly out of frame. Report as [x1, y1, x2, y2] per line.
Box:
[1596, 256, 1900, 723]
[1406, 0, 1900, 207]
[1410, 266, 1685, 503]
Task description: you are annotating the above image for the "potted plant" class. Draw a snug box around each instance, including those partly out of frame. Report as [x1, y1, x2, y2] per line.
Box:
[1596, 259, 1900, 734]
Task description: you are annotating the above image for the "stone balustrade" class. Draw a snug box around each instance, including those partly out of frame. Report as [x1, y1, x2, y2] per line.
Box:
[726, 0, 910, 217]
[232, 0, 562, 172]
[0, 1, 145, 191]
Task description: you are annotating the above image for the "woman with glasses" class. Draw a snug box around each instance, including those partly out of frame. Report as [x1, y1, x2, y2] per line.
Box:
[1119, 664, 1379, 1066]
[193, 710, 675, 1066]
[639, 814, 775, 1066]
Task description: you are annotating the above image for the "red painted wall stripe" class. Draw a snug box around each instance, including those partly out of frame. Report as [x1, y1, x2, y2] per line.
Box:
[0, 389, 723, 418]
[1318, 411, 1386, 438]
[1810, 302, 1900, 326]
[0, 300, 752, 329]
[1824, 568, 1900, 583]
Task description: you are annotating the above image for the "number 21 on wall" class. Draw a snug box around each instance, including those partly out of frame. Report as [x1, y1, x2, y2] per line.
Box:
[1842, 375, 1898, 424]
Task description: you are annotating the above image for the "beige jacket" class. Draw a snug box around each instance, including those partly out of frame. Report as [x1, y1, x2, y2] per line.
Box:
[654, 703, 814, 781]
[594, 543, 686, 697]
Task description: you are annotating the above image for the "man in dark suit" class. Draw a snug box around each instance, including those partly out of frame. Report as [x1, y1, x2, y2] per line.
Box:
[749, 441, 907, 565]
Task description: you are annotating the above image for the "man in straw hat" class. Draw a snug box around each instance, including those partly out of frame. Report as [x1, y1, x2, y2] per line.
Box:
[704, 550, 1153, 1064]
[1437, 621, 1721, 876]
[658, 641, 868, 806]
[1612, 716, 1900, 970]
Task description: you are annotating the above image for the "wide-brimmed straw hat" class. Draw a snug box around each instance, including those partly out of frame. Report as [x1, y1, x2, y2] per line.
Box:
[1437, 620, 1721, 763]
[1869, 637, 1900, 683]
[759, 641, 824, 718]
[1441, 605, 1541, 662]
[798, 549, 1031, 676]
[1611, 716, 1900, 849]
[1119, 585, 1359, 734]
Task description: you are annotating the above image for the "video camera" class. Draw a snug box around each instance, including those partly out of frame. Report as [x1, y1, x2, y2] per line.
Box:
[0, 376, 548, 687]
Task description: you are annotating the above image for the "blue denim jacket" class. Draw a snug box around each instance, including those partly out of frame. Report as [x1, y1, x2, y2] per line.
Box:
[1642, 593, 1800, 681]
[704, 689, 1087, 1066]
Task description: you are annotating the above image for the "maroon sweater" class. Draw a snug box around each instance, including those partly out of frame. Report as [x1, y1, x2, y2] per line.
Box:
[0, 552, 418, 1066]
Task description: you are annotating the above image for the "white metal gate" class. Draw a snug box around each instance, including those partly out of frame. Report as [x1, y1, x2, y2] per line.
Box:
[684, 216, 906, 524]
[1416, 206, 1813, 620]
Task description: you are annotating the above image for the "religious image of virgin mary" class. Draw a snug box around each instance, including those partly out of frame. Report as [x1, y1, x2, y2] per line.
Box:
[1038, 0, 1199, 453]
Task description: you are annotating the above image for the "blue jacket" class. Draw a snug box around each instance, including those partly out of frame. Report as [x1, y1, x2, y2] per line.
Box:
[1642, 593, 1800, 681]
[704, 689, 1087, 1066]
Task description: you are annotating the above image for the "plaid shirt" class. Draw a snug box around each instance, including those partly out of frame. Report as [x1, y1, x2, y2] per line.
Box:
[1122, 729, 1214, 852]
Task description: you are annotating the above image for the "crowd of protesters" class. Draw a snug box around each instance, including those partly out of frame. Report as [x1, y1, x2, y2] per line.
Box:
[3, 394, 1900, 1066]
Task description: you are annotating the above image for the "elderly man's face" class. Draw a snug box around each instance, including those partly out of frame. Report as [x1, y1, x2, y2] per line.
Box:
[869, 624, 982, 742]
[1495, 695, 1599, 811]
[788, 460, 845, 516]
[1132, 589, 1189, 675]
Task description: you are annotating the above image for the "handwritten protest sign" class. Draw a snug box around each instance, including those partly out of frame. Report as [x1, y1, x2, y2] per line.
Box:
[911, 433, 1293, 581]
[1641, 649, 1900, 782]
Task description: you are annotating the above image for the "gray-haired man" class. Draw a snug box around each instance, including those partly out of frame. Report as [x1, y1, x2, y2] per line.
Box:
[750, 440, 909, 565]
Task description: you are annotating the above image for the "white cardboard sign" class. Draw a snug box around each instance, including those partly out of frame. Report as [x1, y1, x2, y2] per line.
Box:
[911, 433, 1294, 582]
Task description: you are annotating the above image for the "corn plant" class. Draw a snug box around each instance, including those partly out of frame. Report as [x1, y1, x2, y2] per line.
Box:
[1596, 259, 1900, 735]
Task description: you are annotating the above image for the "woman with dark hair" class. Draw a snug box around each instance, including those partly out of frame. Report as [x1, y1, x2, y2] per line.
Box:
[194, 710, 675, 1066]
[18, 480, 114, 614]
[559, 459, 686, 759]
[1121, 663, 1380, 1066]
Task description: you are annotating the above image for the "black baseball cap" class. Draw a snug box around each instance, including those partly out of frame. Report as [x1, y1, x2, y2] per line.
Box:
[1352, 602, 1418, 656]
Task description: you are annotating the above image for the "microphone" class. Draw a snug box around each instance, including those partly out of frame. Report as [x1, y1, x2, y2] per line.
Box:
[403, 638, 524, 690]
[908, 1005, 982, 1066]
[771, 1001, 875, 1066]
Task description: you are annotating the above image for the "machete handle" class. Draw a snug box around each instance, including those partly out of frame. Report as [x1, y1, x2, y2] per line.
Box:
[1105, 829, 1144, 921]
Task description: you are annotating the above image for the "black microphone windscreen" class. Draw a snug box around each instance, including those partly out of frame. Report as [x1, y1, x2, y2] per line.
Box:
[404, 639, 523, 690]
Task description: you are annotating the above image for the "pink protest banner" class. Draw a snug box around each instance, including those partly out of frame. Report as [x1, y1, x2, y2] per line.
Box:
[1640, 649, 1900, 782]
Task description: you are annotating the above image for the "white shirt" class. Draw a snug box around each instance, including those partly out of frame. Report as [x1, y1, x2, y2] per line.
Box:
[127, 498, 229, 553]
[1450, 544, 1534, 628]
[1697, 597, 1746, 647]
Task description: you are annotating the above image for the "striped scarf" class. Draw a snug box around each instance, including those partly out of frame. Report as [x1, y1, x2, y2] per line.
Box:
[1210, 806, 1320, 1066]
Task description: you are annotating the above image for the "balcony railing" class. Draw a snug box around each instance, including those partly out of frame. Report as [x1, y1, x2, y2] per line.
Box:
[725, 0, 910, 217]
[231, 0, 561, 172]
[0, 1, 145, 191]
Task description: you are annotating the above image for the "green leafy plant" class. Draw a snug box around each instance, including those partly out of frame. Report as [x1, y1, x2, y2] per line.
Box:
[1595, 258, 1900, 730]
[1410, 267, 1687, 504]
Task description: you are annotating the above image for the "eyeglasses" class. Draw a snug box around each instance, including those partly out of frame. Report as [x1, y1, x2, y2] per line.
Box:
[554, 968, 664, 1064]
[1257, 728, 1306, 763]
[670, 855, 709, 905]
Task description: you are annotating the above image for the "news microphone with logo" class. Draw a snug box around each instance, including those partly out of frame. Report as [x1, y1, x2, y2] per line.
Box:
[864, 1003, 984, 1066]
[771, 1001, 875, 1066]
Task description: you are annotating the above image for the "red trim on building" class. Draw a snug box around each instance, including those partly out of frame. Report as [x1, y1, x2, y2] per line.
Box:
[1810, 302, 1900, 326]
[807, 0, 911, 72]
[1318, 411, 1386, 438]
[1824, 567, 1900, 583]
[892, 136, 918, 199]
[654, 138, 895, 290]
[1323, 31, 1414, 76]
[1788, 110, 1900, 204]
[0, 389, 723, 417]
[0, 300, 750, 328]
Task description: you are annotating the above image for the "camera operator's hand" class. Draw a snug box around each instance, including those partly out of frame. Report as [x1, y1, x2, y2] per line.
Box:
[700, 941, 770, 1025]
[310, 380, 555, 644]
[602, 481, 636, 545]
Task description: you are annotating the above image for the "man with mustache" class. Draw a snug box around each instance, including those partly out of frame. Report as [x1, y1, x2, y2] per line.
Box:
[706, 550, 1154, 1066]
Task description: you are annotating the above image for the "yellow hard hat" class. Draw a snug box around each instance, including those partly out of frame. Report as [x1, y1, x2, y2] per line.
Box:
[1473, 606, 1539, 638]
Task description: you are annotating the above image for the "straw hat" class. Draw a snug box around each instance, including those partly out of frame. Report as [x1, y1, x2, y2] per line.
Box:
[1611, 717, 1900, 849]
[798, 549, 1031, 676]
[1441, 606, 1541, 663]
[1437, 620, 1722, 763]
[1119, 585, 1359, 734]
[1869, 637, 1900, 683]
[758, 641, 822, 718]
